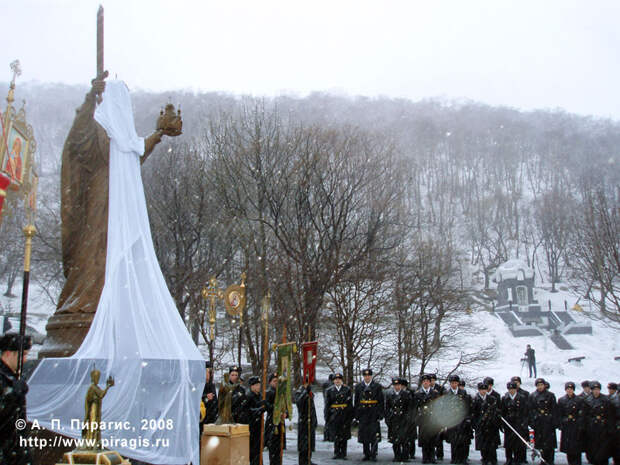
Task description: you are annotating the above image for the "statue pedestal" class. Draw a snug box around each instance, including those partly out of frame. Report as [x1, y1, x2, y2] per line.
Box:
[56, 449, 130, 465]
[201, 424, 249, 465]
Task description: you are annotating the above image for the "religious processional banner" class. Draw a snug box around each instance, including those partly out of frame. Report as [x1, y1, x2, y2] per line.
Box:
[273, 342, 295, 425]
[302, 340, 318, 384]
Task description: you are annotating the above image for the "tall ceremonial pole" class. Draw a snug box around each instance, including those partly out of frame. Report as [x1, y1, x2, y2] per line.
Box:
[279, 325, 287, 465]
[17, 224, 36, 379]
[258, 292, 270, 465]
[96, 5, 108, 102]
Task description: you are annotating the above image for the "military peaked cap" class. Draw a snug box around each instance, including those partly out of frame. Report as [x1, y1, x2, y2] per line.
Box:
[229, 365, 242, 373]
[511, 376, 522, 383]
[420, 374, 432, 382]
[248, 376, 260, 386]
[581, 380, 590, 388]
[607, 382, 617, 390]
[399, 378, 409, 387]
[459, 380, 466, 387]
[477, 382, 488, 390]
[589, 381, 601, 389]
[448, 375, 460, 383]
[565, 382, 576, 390]
[483, 376, 494, 385]
[268, 373, 277, 383]
[362, 368, 373, 376]
[333, 373, 343, 380]
[535, 378, 546, 386]
[0, 333, 32, 352]
[507, 381, 518, 389]
[430, 373, 438, 380]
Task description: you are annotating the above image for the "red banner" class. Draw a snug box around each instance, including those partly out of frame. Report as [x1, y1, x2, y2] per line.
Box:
[301, 341, 318, 384]
[0, 172, 10, 216]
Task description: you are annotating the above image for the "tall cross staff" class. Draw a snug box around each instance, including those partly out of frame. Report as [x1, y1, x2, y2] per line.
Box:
[258, 292, 270, 465]
[95, 5, 108, 102]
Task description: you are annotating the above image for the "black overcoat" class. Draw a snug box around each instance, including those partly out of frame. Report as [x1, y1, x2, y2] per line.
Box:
[444, 388, 472, 447]
[0, 360, 31, 465]
[528, 389, 558, 450]
[324, 384, 353, 442]
[583, 394, 615, 463]
[472, 393, 501, 451]
[415, 387, 440, 446]
[501, 391, 529, 450]
[295, 385, 317, 453]
[354, 381, 384, 443]
[558, 394, 584, 455]
[385, 388, 414, 445]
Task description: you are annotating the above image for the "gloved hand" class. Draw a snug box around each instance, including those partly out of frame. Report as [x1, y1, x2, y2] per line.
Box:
[13, 379, 29, 396]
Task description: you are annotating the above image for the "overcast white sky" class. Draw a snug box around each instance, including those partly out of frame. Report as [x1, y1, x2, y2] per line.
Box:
[2, 0, 619, 119]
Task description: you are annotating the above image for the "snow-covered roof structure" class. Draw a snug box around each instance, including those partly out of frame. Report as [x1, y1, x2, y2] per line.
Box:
[493, 259, 534, 283]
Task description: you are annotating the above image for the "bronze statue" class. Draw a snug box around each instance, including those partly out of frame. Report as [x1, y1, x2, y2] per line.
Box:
[216, 373, 233, 424]
[39, 77, 182, 358]
[82, 368, 114, 450]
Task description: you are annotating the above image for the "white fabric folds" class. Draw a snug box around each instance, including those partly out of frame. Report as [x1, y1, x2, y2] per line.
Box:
[27, 81, 204, 465]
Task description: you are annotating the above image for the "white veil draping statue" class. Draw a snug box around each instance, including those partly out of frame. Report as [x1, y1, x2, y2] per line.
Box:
[27, 80, 205, 465]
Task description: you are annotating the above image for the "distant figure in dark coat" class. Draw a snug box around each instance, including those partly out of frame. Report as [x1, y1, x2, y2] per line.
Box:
[295, 383, 317, 465]
[607, 382, 619, 465]
[354, 368, 384, 461]
[529, 378, 558, 465]
[582, 381, 615, 465]
[558, 382, 584, 465]
[502, 381, 529, 465]
[525, 345, 537, 378]
[472, 382, 501, 465]
[324, 373, 353, 459]
[322, 374, 335, 441]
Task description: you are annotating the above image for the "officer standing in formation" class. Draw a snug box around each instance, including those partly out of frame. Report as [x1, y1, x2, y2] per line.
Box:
[501, 381, 528, 465]
[529, 378, 558, 465]
[558, 381, 583, 465]
[265, 372, 285, 465]
[385, 377, 414, 462]
[444, 375, 472, 465]
[324, 373, 354, 459]
[295, 381, 317, 465]
[416, 373, 441, 463]
[354, 368, 384, 461]
[200, 361, 218, 433]
[472, 381, 501, 465]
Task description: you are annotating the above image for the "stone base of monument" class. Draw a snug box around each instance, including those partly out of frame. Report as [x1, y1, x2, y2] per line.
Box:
[39, 312, 94, 358]
[201, 424, 249, 465]
[56, 450, 130, 465]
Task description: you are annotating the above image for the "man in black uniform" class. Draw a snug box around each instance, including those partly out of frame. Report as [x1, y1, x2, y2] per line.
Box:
[472, 382, 501, 465]
[229, 365, 249, 424]
[401, 378, 418, 460]
[582, 381, 615, 465]
[558, 381, 584, 465]
[509, 376, 529, 465]
[502, 381, 529, 465]
[324, 373, 353, 459]
[484, 377, 501, 404]
[385, 378, 414, 462]
[431, 374, 446, 460]
[444, 375, 472, 465]
[354, 368, 383, 461]
[246, 376, 267, 465]
[200, 361, 218, 432]
[295, 383, 317, 465]
[529, 378, 558, 465]
[416, 374, 441, 463]
[265, 373, 285, 465]
[0, 333, 32, 465]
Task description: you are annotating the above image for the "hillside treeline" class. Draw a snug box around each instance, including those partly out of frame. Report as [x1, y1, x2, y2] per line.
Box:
[0, 82, 618, 383]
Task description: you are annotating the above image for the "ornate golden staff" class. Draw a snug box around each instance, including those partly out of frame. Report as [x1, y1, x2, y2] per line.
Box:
[258, 292, 270, 465]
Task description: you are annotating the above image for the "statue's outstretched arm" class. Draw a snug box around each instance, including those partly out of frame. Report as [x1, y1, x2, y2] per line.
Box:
[141, 130, 165, 165]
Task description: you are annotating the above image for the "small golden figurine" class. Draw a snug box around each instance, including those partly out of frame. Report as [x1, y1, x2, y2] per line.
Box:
[82, 368, 115, 450]
[156, 103, 183, 136]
